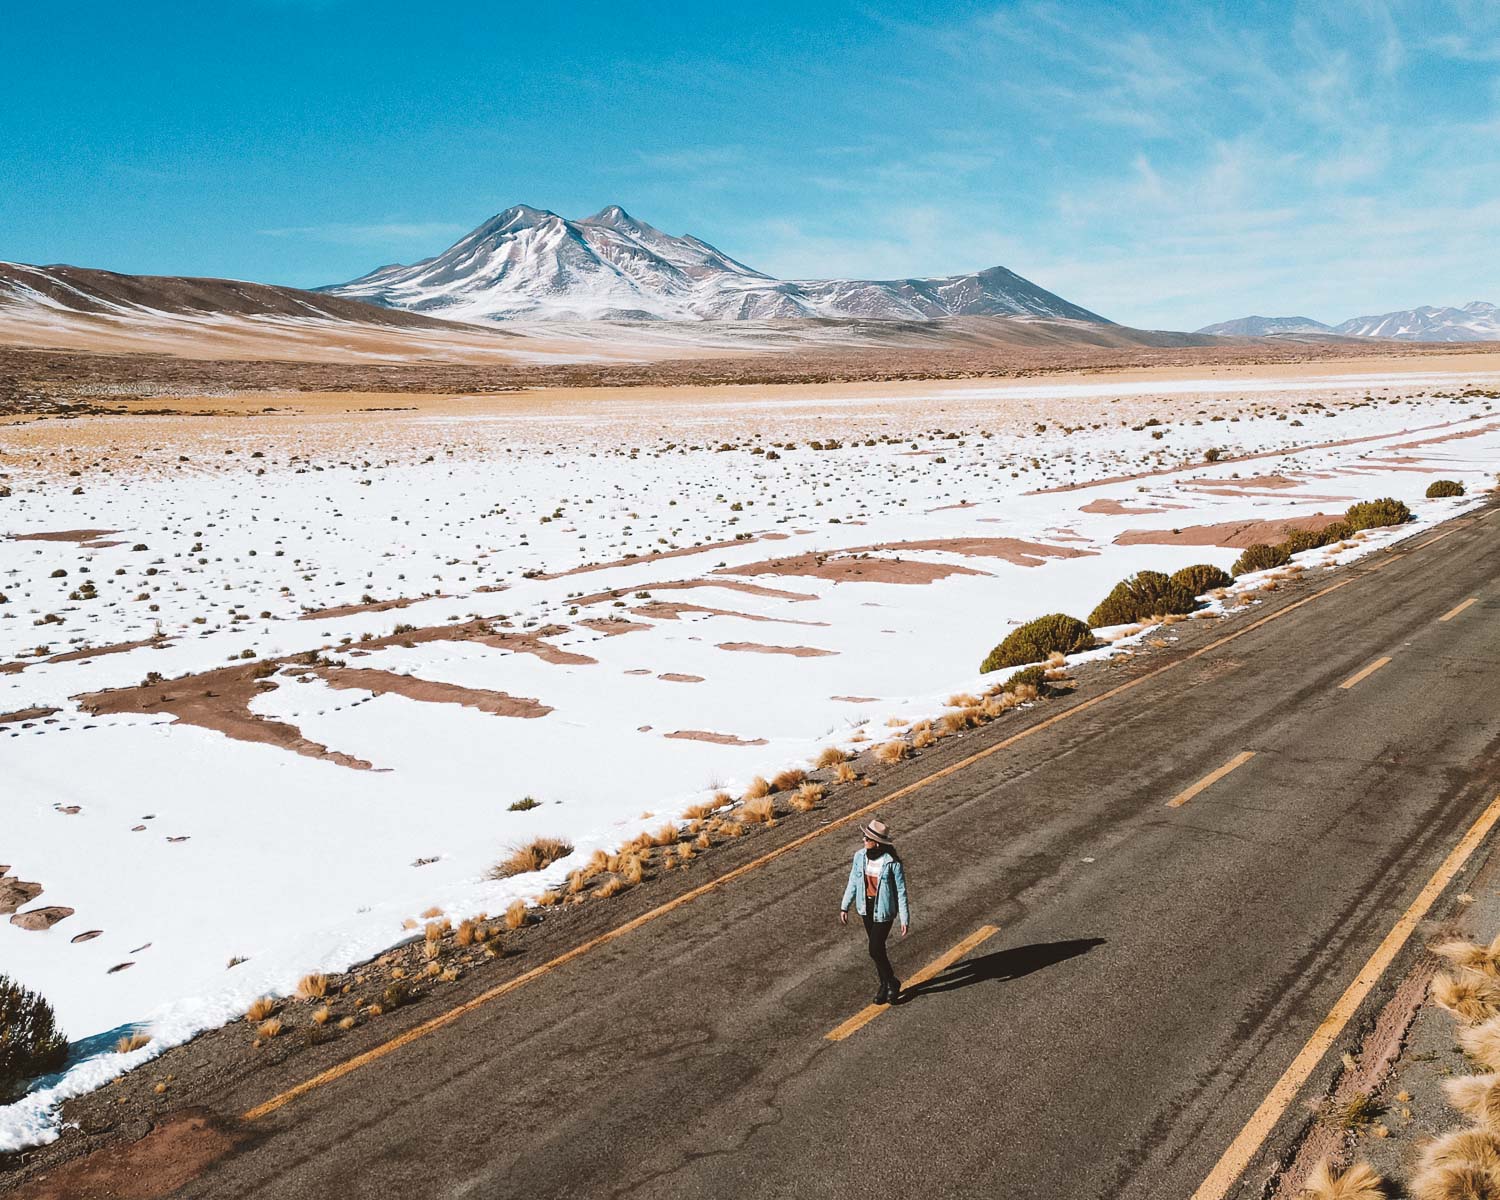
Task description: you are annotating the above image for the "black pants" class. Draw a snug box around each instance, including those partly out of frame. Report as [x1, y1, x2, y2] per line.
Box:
[862, 911, 897, 987]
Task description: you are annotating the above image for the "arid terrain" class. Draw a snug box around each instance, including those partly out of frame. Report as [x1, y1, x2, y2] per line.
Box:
[3, 331, 1500, 1161]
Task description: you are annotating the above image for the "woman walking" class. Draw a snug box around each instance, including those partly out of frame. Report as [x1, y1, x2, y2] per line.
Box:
[839, 819, 911, 1004]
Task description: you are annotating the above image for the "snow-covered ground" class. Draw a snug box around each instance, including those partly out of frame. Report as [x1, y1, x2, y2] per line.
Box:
[2, 367, 1497, 1148]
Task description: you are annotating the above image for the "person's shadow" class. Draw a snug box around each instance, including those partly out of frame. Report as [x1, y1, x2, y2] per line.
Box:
[900, 937, 1105, 1001]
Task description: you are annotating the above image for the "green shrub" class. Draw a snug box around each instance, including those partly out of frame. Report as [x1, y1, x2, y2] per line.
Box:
[1087, 570, 1198, 626]
[0, 975, 68, 1102]
[1170, 564, 1233, 597]
[1345, 497, 1413, 531]
[1426, 479, 1465, 499]
[1231, 542, 1291, 576]
[1002, 665, 1048, 693]
[1281, 528, 1325, 555]
[1315, 520, 1353, 546]
[507, 796, 541, 812]
[980, 614, 1096, 672]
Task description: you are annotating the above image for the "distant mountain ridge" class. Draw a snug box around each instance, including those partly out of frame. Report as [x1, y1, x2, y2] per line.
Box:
[320, 204, 1111, 325]
[1198, 301, 1500, 342]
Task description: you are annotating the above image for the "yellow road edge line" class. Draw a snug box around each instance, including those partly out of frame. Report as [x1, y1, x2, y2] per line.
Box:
[1165, 750, 1256, 809]
[1338, 655, 1392, 690]
[1189, 791, 1500, 1200]
[1414, 530, 1454, 550]
[242, 561, 1405, 1121]
[826, 925, 1000, 1042]
[1439, 597, 1479, 622]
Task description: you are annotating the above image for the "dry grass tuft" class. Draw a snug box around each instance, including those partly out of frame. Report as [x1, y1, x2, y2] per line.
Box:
[946, 693, 980, 708]
[1435, 937, 1500, 978]
[1410, 1128, 1500, 1199]
[596, 875, 628, 898]
[813, 746, 847, 769]
[1461, 1018, 1500, 1070]
[739, 795, 777, 825]
[649, 822, 679, 847]
[695, 830, 712, 850]
[912, 727, 937, 748]
[536, 889, 561, 907]
[337, 1016, 356, 1031]
[874, 739, 909, 763]
[791, 782, 825, 811]
[115, 1031, 151, 1054]
[1433, 972, 1500, 1023]
[424, 919, 451, 941]
[419, 906, 442, 919]
[683, 800, 719, 821]
[504, 899, 528, 930]
[622, 854, 646, 884]
[491, 836, 574, 878]
[245, 997, 277, 1022]
[771, 768, 807, 793]
[440, 966, 460, 982]
[456, 919, 479, 946]
[1045, 651, 1067, 669]
[257, 1018, 283, 1039]
[834, 761, 859, 784]
[424, 939, 442, 961]
[1325, 1091, 1380, 1130]
[424, 961, 442, 977]
[295, 973, 328, 1001]
[1300, 1159, 1385, 1199]
[311, 1007, 331, 1026]
[1445, 1074, 1500, 1129]
[1299, 1158, 1385, 1199]
[742, 776, 772, 800]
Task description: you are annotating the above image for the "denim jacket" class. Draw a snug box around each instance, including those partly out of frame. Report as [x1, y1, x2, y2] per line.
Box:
[840, 849, 910, 925]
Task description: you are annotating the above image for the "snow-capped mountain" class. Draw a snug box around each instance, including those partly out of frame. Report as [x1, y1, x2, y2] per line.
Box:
[1194, 315, 1334, 337]
[1198, 302, 1500, 342]
[320, 204, 1110, 324]
[1333, 301, 1500, 342]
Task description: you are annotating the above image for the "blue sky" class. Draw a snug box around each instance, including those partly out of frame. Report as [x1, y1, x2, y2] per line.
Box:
[3, 0, 1497, 329]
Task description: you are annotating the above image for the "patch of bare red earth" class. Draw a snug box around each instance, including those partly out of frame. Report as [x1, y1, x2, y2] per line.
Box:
[533, 532, 788, 580]
[8, 1111, 249, 1200]
[1112, 513, 1345, 548]
[314, 667, 551, 718]
[716, 642, 837, 657]
[712, 537, 1094, 586]
[663, 730, 768, 746]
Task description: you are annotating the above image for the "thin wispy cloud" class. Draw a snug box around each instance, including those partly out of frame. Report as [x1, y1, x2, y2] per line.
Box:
[258, 222, 467, 246]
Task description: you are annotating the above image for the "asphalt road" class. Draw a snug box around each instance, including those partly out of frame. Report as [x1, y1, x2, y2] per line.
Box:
[99, 509, 1500, 1198]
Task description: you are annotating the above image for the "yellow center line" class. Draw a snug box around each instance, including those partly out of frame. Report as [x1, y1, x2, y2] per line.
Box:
[825, 925, 1000, 1042]
[1439, 597, 1479, 622]
[1165, 750, 1256, 809]
[1364, 556, 1396, 571]
[1338, 656, 1392, 690]
[1414, 530, 1454, 550]
[240, 517, 1474, 1121]
[1189, 791, 1500, 1200]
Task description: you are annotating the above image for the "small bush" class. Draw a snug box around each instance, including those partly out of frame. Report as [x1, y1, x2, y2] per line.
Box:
[812, 746, 846, 769]
[770, 768, 806, 793]
[491, 836, 574, 878]
[1169, 563, 1233, 598]
[1088, 570, 1197, 627]
[980, 613, 1096, 672]
[1314, 520, 1353, 546]
[1231, 543, 1290, 576]
[1280, 528, 1324, 555]
[381, 980, 410, 1010]
[1002, 665, 1047, 694]
[1345, 497, 1413, 531]
[738, 795, 776, 824]
[295, 974, 328, 1000]
[507, 796, 541, 812]
[1426, 479, 1465, 498]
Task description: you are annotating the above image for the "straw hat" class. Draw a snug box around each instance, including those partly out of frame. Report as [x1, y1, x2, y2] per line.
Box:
[860, 819, 894, 845]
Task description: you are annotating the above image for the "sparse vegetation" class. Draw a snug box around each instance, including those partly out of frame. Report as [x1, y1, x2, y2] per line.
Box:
[114, 1031, 151, 1054]
[507, 796, 542, 812]
[873, 739, 909, 763]
[1231, 542, 1291, 576]
[981, 613, 1095, 672]
[1088, 570, 1197, 627]
[0, 976, 69, 1100]
[245, 996, 277, 1022]
[1169, 563, 1233, 598]
[813, 746, 847, 769]
[491, 836, 574, 878]
[1427, 479, 1465, 498]
[1345, 497, 1413, 531]
[504, 899, 528, 929]
[1300, 1158, 1384, 1199]
[738, 795, 776, 824]
[295, 973, 328, 1000]
[1432, 972, 1500, 1023]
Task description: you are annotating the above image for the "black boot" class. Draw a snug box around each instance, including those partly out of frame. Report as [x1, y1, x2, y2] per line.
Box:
[887, 978, 901, 1004]
[873, 982, 889, 1005]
